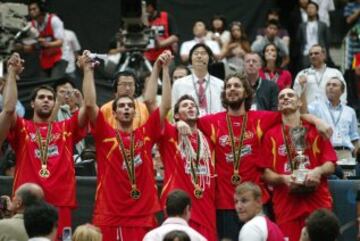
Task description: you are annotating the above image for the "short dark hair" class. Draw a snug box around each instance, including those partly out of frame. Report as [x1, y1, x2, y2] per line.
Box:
[210, 14, 227, 32]
[266, 19, 280, 28]
[163, 230, 191, 241]
[17, 187, 42, 208]
[267, 8, 280, 18]
[112, 70, 137, 93]
[53, 76, 76, 92]
[188, 43, 214, 66]
[24, 201, 58, 238]
[171, 65, 191, 79]
[308, 1, 319, 11]
[165, 189, 191, 217]
[221, 72, 254, 111]
[30, 85, 56, 102]
[173, 95, 199, 121]
[28, 0, 46, 13]
[112, 95, 135, 112]
[306, 208, 340, 241]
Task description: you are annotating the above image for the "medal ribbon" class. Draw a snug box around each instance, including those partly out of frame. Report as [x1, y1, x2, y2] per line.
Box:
[35, 122, 52, 170]
[226, 113, 247, 175]
[115, 131, 136, 189]
[188, 131, 201, 189]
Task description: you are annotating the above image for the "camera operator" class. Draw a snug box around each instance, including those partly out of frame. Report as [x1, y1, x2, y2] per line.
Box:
[143, 0, 179, 63]
[17, 0, 67, 79]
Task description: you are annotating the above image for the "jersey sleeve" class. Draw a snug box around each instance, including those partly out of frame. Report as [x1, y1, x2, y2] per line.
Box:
[65, 112, 88, 144]
[143, 108, 162, 143]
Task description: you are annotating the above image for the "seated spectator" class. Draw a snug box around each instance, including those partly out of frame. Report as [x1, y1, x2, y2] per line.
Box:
[220, 21, 250, 74]
[259, 43, 292, 90]
[180, 20, 220, 63]
[251, 19, 289, 67]
[299, 208, 340, 241]
[344, 53, 360, 119]
[24, 201, 58, 241]
[256, 8, 290, 47]
[206, 15, 230, 48]
[72, 224, 102, 241]
[234, 182, 285, 241]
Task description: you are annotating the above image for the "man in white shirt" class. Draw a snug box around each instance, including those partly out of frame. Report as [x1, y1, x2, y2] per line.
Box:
[143, 189, 207, 241]
[293, 44, 347, 105]
[313, 0, 335, 27]
[172, 43, 223, 116]
[235, 182, 285, 241]
[62, 29, 81, 78]
[180, 20, 220, 63]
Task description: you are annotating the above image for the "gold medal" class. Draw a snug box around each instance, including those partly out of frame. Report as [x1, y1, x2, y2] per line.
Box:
[194, 187, 203, 199]
[231, 173, 241, 185]
[39, 165, 50, 178]
[130, 187, 141, 200]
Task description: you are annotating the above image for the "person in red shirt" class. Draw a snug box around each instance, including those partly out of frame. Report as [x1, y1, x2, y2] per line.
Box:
[0, 53, 88, 241]
[261, 88, 337, 241]
[80, 49, 172, 241]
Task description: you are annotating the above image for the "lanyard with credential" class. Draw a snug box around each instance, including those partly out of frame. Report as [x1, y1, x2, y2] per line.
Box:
[326, 104, 343, 127]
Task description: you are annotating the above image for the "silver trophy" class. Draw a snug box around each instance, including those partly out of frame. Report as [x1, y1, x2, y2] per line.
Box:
[290, 126, 309, 184]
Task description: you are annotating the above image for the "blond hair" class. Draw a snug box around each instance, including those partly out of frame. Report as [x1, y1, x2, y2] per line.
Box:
[72, 224, 102, 241]
[235, 182, 262, 200]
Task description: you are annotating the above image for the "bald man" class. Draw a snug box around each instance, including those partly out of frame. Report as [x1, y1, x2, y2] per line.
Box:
[0, 183, 44, 241]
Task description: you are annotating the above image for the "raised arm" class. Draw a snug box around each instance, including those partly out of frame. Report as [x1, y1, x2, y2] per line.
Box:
[159, 51, 173, 123]
[0, 53, 23, 145]
[143, 52, 162, 113]
[78, 50, 98, 126]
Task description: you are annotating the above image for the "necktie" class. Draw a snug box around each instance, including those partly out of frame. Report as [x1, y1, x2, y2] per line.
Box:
[198, 79, 207, 110]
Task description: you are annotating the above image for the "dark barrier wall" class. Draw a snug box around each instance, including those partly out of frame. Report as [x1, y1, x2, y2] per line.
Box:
[0, 176, 358, 241]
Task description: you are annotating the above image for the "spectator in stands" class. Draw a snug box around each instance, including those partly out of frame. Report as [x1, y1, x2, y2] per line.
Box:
[24, 201, 58, 241]
[81, 50, 172, 241]
[259, 43, 292, 91]
[180, 20, 220, 63]
[297, 1, 331, 69]
[173, 43, 224, 115]
[0, 76, 25, 117]
[171, 65, 191, 83]
[234, 182, 285, 241]
[244, 52, 279, 111]
[299, 208, 340, 241]
[293, 44, 346, 105]
[143, 189, 207, 241]
[344, 53, 360, 119]
[220, 21, 251, 74]
[72, 223, 102, 241]
[256, 8, 290, 47]
[0, 53, 88, 240]
[206, 15, 230, 48]
[308, 77, 360, 162]
[312, 0, 335, 27]
[261, 88, 337, 241]
[62, 28, 81, 79]
[289, 0, 310, 74]
[144, 0, 179, 63]
[251, 19, 289, 67]
[344, 0, 360, 69]
[100, 70, 149, 129]
[0, 183, 44, 241]
[24, 0, 67, 79]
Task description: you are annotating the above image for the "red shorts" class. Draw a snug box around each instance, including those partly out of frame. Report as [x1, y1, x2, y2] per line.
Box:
[278, 217, 306, 241]
[98, 225, 153, 241]
[189, 220, 217, 241]
[55, 207, 72, 241]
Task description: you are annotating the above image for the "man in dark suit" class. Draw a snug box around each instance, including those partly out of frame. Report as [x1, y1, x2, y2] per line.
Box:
[297, 1, 330, 69]
[244, 52, 279, 111]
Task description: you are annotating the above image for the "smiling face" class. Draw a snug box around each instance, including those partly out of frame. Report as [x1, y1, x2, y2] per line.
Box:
[234, 190, 262, 222]
[113, 96, 136, 126]
[277, 88, 302, 114]
[31, 89, 55, 120]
